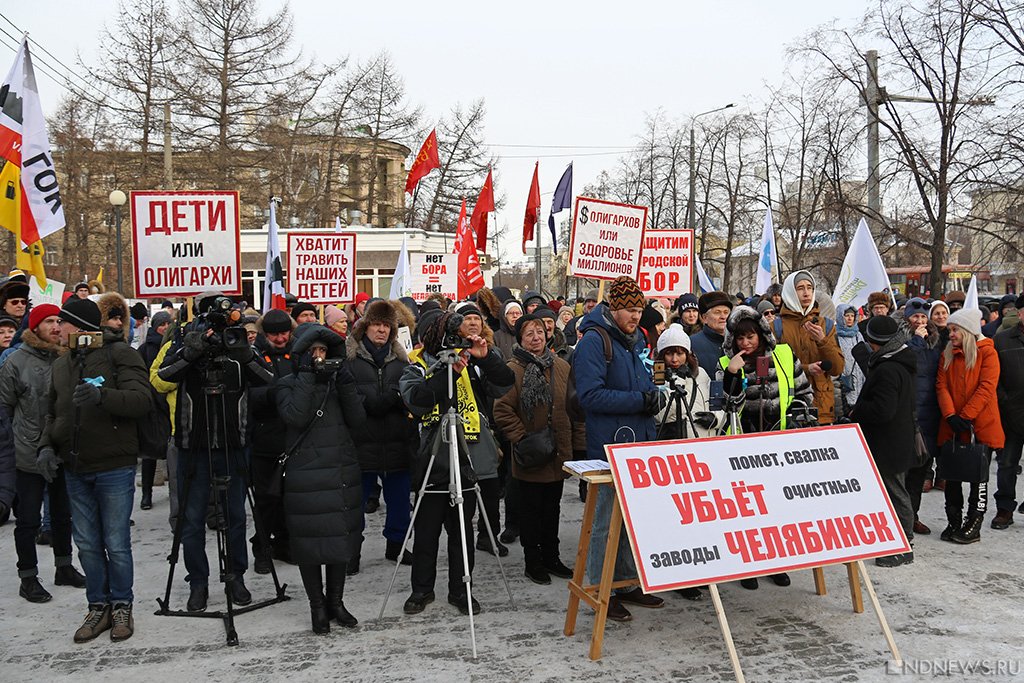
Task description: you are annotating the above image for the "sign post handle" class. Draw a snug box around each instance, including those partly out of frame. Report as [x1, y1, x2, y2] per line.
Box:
[855, 560, 902, 665]
[707, 583, 745, 683]
[185, 296, 194, 323]
[318, 304, 325, 324]
[596, 280, 605, 305]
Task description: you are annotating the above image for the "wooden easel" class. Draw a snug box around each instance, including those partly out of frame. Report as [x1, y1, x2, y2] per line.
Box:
[563, 472, 902, 680]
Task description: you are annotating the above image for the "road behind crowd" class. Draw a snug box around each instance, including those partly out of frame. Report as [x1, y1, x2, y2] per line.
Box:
[0, 468, 1020, 682]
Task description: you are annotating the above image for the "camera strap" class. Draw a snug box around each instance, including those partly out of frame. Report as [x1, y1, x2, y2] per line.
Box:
[277, 380, 332, 467]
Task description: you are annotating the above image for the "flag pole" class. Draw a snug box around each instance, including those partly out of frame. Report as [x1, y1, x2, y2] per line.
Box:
[535, 214, 542, 294]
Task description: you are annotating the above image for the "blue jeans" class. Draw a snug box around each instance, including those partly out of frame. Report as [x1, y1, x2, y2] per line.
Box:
[585, 484, 637, 592]
[361, 471, 412, 543]
[177, 448, 248, 587]
[64, 466, 136, 605]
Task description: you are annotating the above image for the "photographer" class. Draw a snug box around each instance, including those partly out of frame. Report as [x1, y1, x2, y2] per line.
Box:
[399, 309, 513, 617]
[157, 291, 274, 613]
[721, 305, 812, 590]
[654, 324, 724, 442]
[42, 296, 153, 643]
[276, 324, 366, 634]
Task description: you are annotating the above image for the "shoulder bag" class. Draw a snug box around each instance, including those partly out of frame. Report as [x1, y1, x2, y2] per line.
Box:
[267, 382, 332, 497]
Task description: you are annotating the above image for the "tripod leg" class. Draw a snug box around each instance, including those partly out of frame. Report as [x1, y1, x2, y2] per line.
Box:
[447, 412, 477, 659]
[234, 447, 288, 597]
[475, 482, 516, 608]
[378, 451, 438, 621]
[158, 445, 195, 614]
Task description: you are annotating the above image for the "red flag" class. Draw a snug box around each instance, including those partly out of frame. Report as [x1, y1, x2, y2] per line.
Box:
[454, 198, 485, 299]
[522, 161, 541, 254]
[405, 128, 441, 194]
[470, 168, 494, 252]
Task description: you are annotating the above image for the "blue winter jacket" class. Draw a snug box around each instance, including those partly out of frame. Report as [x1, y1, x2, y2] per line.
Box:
[573, 304, 656, 458]
[904, 321, 942, 448]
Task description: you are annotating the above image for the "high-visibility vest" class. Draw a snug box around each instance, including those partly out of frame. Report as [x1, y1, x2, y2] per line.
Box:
[719, 343, 797, 432]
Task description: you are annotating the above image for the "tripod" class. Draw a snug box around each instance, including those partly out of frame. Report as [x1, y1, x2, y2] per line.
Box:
[155, 360, 289, 645]
[656, 371, 701, 441]
[378, 348, 515, 658]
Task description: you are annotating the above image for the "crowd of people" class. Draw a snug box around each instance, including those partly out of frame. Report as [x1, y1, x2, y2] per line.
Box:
[0, 267, 1020, 641]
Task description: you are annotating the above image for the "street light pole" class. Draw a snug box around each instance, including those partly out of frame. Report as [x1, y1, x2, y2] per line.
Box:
[687, 103, 736, 230]
[109, 190, 127, 293]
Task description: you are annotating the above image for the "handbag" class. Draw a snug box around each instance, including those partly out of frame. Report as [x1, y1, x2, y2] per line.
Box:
[936, 426, 989, 484]
[267, 383, 331, 497]
[513, 397, 557, 470]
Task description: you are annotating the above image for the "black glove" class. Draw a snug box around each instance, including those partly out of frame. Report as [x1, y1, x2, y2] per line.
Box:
[643, 390, 667, 416]
[947, 415, 971, 433]
[73, 381, 102, 407]
[693, 411, 717, 430]
[182, 331, 208, 362]
[36, 447, 60, 483]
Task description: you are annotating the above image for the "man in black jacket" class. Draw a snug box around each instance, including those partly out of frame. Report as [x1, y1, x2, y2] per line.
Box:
[248, 309, 296, 572]
[992, 296, 1024, 529]
[850, 316, 917, 567]
[345, 300, 416, 571]
[158, 291, 274, 613]
[137, 310, 174, 510]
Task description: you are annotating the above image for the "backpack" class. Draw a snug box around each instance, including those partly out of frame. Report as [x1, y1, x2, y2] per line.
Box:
[567, 326, 613, 421]
[106, 346, 171, 459]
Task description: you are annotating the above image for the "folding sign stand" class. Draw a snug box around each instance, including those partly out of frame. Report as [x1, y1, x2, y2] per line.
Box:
[563, 472, 902, 682]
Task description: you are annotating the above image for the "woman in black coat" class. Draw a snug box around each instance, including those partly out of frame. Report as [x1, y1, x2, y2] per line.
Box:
[276, 324, 366, 634]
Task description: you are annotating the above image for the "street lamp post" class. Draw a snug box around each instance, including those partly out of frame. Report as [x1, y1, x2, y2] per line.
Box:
[687, 104, 736, 230]
[109, 190, 127, 293]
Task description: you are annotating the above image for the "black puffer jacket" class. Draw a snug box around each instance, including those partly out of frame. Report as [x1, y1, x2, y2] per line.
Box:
[899, 317, 941, 446]
[0, 406, 15, 510]
[248, 336, 294, 459]
[276, 325, 366, 565]
[344, 323, 415, 473]
[851, 336, 918, 475]
[994, 322, 1024, 435]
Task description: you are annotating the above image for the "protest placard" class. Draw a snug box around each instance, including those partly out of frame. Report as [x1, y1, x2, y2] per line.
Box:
[28, 276, 65, 307]
[606, 425, 910, 593]
[568, 197, 647, 281]
[130, 191, 241, 297]
[286, 232, 357, 304]
[408, 253, 457, 302]
[637, 229, 694, 298]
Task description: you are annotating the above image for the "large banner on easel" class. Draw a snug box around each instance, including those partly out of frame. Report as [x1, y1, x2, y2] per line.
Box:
[568, 196, 646, 281]
[606, 425, 911, 593]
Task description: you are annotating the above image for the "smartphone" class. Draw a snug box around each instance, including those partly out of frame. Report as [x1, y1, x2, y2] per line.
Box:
[756, 355, 771, 378]
[652, 360, 666, 386]
[709, 380, 725, 410]
[810, 315, 820, 325]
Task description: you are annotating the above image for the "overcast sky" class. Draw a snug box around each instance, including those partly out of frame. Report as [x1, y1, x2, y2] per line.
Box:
[2, 1, 872, 262]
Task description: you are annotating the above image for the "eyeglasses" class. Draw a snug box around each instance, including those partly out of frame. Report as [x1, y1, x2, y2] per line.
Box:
[7, 298, 27, 305]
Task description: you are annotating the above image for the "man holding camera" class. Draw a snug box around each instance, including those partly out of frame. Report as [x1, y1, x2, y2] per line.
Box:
[399, 309, 513, 616]
[41, 296, 153, 643]
[158, 291, 274, 613]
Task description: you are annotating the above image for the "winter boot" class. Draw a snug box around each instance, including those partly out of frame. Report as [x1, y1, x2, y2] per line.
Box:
[940, 509, 963, 542]
[952, 514, 982, 544]
[299, 565, 330, 635]
[325, 564, 357, 628]
[991, 509, 1014, 530]
[110, 603, 134, 642]
[19, 576, 52, 603]
[54, 565, 87, 588]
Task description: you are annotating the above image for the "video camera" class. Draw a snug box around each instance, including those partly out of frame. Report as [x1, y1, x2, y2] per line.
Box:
[196, 296, 248, 352]
[312, 357, 345, 374]
[440, 313, 472, 351]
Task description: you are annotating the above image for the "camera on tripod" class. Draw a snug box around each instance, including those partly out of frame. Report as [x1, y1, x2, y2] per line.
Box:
[788, 400, 819, 428]
[196, 296, 248, 352]
[439, 313, 472, 351]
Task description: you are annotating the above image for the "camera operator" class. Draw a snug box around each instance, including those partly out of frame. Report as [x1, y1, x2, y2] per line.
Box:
[654, 324, 725, 442]
[248, 309, 296, 573]
[275, 324, 366, 634]
[398, 309, 513, 617]
[720, 305, 813, 590]
[41, 296, 153, 643]
[157, 290, 274, 613]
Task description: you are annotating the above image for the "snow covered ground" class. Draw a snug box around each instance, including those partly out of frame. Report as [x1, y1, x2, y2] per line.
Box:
[1, 473, 1022, 682]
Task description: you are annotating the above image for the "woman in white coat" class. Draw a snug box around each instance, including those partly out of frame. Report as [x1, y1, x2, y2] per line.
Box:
[655, 324, 726, 441]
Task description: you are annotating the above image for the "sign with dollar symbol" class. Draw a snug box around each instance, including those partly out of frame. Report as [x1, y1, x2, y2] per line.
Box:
[568, 196, 647, 281]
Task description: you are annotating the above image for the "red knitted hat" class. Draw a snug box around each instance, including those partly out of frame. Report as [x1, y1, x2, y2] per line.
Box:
[29, 303, 61, 330]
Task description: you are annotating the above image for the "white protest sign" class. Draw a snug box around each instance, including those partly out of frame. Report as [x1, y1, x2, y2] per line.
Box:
[286, 232, 357, 304]
[637, 229, 694, 298]
[568, 196, 647, 281]
[396, 325, 413, 354]
[130, 191, 241, 297]
[408, 253, 457, 302]
[28, 276, 65, 307]
[606, 425, 910, 593]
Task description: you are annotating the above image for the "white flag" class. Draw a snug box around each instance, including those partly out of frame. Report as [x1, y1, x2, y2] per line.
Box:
[755, 207, 776, 295]
[832, 218, 891, 311]
[262, 201, 286, 313]
[965, 275, 979, 310]
[389, 234, 411, 300]
[335, 215, 342, 233]
[695, 253, 715, 293]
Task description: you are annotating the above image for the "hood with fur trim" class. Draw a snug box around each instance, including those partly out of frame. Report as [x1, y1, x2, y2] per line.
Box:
[475, 287, 502, 321]
[19, 327, 67, 357]
[723, 305, 776, 354]
[393, 299, 417, 335]
[98, 292, 130, 342]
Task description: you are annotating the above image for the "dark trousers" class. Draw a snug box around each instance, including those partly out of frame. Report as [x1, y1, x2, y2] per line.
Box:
[944, 450, 992, 520]
[994, 431, 1024, 513]
[517, 479, 563, 566]
[249, 455, 288, 555]
[177, 447, 249, 587]
[476, 477, 501, 540]
[361, 470, 411, 543]
[141, 457, 157, 495]
[411, 489, 476, 596]
[907, 424, 939, 516]
[498, 437, 519, 530]
[14, 469, 73, 578]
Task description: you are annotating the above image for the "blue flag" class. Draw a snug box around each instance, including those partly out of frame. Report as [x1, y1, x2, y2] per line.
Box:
[547, 163, 572, 254]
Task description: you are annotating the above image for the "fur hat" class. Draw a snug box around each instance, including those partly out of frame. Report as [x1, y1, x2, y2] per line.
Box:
[867, 291, 891, 313]
[944, 290, 966, 307]
[474, 287, 501, 320]
[948, 308, 983, 338]
[98, 292, 130, 340]
[723, 305, 775, 354]
[0, 280, 29, 306]
[656, 323, 691, 354]
[698, 291, 733, 315]
[608, 276, 645, 311]
[259, 309, 295, 335]
[59, 297, 101, 332]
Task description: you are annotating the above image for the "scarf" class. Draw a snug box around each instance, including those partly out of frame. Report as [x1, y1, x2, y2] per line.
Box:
[362, 335, 390, 367]
[513, 346, 554, 423]
[409, 348, 481, 440]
